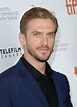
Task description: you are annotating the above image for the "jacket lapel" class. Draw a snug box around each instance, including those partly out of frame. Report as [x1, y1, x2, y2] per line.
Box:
[23, 72, 49, 107]
[16, 59, 49, 107]
[16, 59, 63, 107]
[52, 71, 63, 107]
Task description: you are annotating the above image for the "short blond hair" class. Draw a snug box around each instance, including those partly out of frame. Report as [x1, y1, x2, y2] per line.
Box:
[20, 7, 58, 35]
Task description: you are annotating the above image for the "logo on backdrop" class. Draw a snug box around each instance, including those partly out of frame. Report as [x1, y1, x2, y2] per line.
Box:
[0, 47, 23, 59]
[54, 40, 68, 52]
[0, 7, 18, 21]
[74, 67, 77, 75]
[65, 0, 77, 15]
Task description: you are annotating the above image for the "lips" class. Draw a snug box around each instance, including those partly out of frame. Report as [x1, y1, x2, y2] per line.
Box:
[37, 47, 49, 53]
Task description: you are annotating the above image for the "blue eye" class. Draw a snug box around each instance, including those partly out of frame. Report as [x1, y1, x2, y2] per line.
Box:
[48, 33, 52, 36]
[34, 33, 40, 37]
[47, 32, 55, 37]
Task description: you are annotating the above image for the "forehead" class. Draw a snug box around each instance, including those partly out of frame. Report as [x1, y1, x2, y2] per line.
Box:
[26, 18, 55, 31]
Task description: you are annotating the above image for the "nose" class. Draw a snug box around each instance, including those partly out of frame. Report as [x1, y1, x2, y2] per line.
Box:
[41, 35, 48, 46]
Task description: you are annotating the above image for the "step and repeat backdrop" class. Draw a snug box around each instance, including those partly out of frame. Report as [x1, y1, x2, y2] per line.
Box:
[0, 0, 77, 106]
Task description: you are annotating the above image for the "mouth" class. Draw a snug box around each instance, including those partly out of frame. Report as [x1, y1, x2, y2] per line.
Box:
[37, 47, 50, 53]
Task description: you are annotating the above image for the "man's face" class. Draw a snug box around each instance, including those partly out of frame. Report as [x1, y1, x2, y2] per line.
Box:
[24, 18, 56, 62]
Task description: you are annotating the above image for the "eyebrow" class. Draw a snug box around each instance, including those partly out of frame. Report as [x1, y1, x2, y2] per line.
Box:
[31, 31, 55, 34]
[47, 31, 56, 35]
[31, 31, 41, 34]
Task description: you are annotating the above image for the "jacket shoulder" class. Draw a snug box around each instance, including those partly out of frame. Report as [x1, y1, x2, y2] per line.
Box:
[52, 70, 69, 85]
[0, 59, 24, 83]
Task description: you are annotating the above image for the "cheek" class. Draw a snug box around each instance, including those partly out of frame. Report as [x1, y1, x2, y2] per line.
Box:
[49, 39, 55, 46]
[30, 38, 40, 46]
[26, 38, 39, 49]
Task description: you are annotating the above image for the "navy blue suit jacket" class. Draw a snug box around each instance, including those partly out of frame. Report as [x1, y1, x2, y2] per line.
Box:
[0, 59, 73, 107]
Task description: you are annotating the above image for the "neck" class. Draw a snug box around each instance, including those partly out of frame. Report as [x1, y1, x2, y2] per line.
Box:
[24, 54, 46, 75]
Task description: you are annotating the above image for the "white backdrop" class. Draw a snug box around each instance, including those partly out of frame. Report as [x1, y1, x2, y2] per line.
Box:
[0, 0, 77, 107]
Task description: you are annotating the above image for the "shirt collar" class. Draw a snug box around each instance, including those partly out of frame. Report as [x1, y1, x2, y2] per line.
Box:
[21, 55, 52, 80]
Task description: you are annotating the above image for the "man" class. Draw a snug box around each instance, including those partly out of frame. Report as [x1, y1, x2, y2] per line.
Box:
[0, 7, 73, 107]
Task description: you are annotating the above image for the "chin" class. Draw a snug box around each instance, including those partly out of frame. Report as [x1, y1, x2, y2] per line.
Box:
[36, 57, 49, 62]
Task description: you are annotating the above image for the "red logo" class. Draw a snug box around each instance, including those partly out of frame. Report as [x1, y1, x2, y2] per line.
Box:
[74, 67, 77, 75]
[65, 0, 77, 15]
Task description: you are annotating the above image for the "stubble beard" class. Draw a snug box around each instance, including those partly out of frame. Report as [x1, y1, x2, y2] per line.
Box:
[26, 45, 53, 62]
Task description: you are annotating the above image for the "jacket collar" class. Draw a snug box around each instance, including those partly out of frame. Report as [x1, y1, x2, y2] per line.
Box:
[16, 59, 49, 107]
[16, 58, 63, 107]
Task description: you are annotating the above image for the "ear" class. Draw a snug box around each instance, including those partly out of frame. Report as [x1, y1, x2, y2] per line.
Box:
[19, 33, 26, 46]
